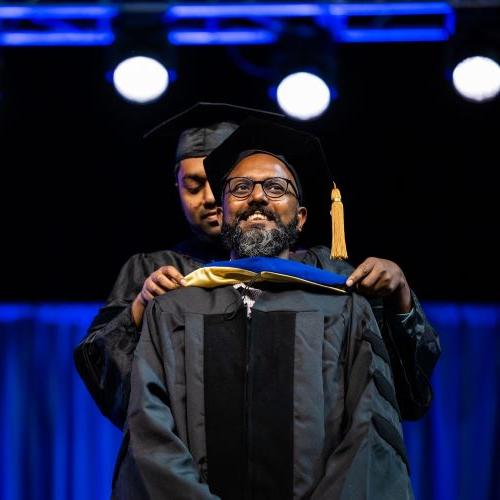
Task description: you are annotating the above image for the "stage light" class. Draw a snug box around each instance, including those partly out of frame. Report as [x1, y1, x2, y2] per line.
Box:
[166, 3, 455, 45]
[112, 56, 169, 104]
[276, 72, 331, 120]
[328, 2, 454, 43]
[166, 3, 324, 19]
[452, 56, 500, 102]
[168, 29, 276, 45]
[0, 5, 117, 46]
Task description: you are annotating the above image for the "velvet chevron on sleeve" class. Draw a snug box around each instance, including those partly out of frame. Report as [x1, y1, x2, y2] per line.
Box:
[296, 245, 441, 420]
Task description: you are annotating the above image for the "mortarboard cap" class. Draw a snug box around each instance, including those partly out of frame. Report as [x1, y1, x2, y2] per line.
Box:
[144, 102, 285, 164]
[203, 117, 348, 259]
[203, 117, 330, 204]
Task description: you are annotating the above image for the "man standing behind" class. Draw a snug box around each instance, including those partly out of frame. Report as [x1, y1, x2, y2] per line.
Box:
[74, 103, 284, 427]
[75, 103, 439, 433]
[112, 118, 414, 499]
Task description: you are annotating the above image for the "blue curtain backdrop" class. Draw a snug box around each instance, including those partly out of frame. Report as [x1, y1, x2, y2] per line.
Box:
[0, 303, 499, 500]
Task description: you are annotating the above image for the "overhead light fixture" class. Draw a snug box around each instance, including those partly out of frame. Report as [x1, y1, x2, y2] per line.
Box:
[452, 56, 500, 102]
[165, 3, 455, 45]
[168, 29, 277, 46]
[327, 2, 454, 43]
[113, 56, 169, 104]
[276, 72, 332, 120]
[0, 5, 117, 46]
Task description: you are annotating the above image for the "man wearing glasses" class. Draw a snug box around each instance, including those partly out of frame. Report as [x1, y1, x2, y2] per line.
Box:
[75, 103, 439, 440]
[112, 118, 416, 500]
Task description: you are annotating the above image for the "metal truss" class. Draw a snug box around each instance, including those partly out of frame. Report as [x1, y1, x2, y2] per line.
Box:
[0, 5, 118, 45]
[0, 2, 456, 46]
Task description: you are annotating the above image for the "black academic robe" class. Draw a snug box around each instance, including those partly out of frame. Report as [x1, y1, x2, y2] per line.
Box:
[297, 246, 441, 421]
[112, 284, 413, 500]
[74, 244, 440, 429]
[73, 248, 201, 426]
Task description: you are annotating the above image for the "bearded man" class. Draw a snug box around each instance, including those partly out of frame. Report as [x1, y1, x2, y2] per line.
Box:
[112, 118, 415, 500]
[76, 103, 439, 432]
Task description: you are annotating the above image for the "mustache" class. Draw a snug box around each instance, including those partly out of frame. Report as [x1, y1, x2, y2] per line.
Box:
[221, 214, 300, 257]
[236, 205, 277, 223]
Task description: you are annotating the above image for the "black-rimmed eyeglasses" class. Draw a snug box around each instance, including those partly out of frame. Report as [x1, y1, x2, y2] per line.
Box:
[224, 177, 299, 199]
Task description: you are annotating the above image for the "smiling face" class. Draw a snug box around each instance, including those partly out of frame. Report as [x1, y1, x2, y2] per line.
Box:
[176, 157, 222, 240]
[221, 153, 307, 258]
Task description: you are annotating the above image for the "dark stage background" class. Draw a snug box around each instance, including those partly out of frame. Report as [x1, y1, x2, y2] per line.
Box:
[1, 4, 500, 500]
[1, 11, 499, 302]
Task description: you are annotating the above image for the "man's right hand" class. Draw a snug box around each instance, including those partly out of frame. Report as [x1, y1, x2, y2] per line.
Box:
[131, 266, 187, 327]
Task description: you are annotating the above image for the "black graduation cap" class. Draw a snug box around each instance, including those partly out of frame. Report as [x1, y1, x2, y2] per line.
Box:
[144, 102, 285, 164]
[203, 117, 348, 259]
[203, 117, 331, 203]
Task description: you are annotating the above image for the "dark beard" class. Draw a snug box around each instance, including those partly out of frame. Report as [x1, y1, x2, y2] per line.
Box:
[221, 211, 300, 258]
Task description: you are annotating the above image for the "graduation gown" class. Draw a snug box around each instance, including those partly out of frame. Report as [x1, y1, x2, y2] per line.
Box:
[73, 247, 203, 427]
[297, 246, 441, 421]
[74, 244, 440, 429]
[112, 283, 413, 500]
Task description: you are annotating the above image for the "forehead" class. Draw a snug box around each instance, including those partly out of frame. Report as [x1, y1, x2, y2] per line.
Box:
[229, 153, 295, 180]
[178, 157, 207, 178]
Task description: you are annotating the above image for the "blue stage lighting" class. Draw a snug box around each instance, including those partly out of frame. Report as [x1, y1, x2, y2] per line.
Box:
[168, 29, 277, 45]
[0, 3, 456, 46]
[166, 3, 455, 45]
[0, 31, 114, 46]
[0, 2, 455, 45]
[0, 5, 117, 46]
[0, 6, 118, 19]
[329, 2, 452, 16]
[334, 28, 450, 43]
[327, 2, 454, 43]
[166, 3, 325, 19]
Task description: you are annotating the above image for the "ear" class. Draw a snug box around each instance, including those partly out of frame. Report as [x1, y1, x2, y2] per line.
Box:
[296, 206, 307, 232]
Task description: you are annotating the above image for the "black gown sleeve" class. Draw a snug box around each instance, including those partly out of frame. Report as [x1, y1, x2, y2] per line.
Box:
[311, 293, 413, 499]
[380, 291, 441, 420]
[73, 251, 200, 429]
[295, 245, 441, 420]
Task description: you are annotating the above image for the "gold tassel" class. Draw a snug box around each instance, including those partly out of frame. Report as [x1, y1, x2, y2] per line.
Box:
[330, 182, 348, 260]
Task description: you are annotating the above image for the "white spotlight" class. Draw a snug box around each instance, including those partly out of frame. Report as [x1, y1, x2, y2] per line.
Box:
[276, 72, 331, 120]
[452, 56, 500, 102]
[113, 56, 169, 104]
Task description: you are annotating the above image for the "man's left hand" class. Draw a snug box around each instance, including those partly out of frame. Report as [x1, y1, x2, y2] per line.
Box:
[346, 257, 412, 313]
